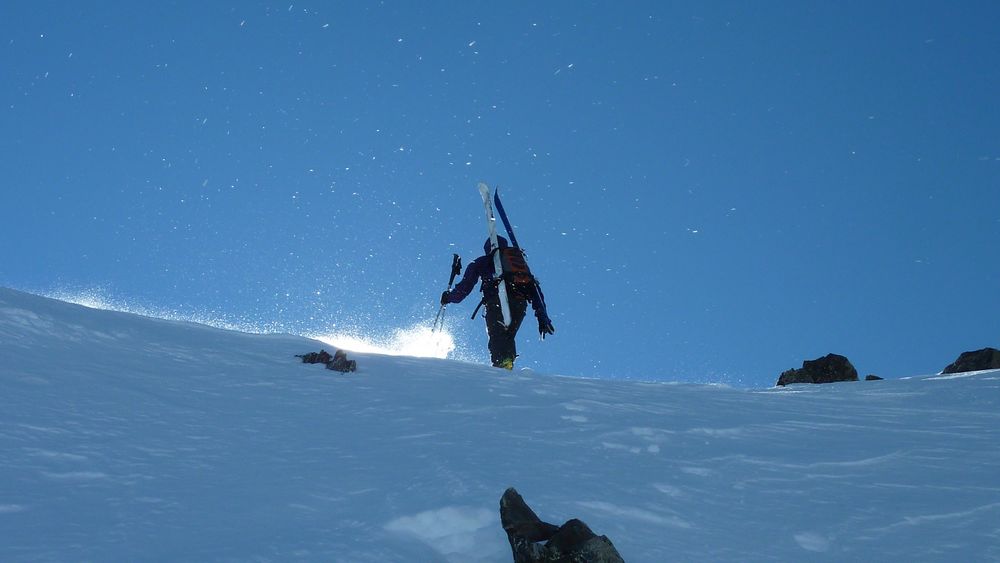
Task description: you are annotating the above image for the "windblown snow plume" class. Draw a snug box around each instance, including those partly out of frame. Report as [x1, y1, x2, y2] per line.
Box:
[312, 324, 455, 359]
[44, 288, 457, 359]
[43, 288, 284, 333]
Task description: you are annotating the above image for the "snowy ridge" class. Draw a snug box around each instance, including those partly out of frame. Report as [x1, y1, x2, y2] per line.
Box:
[2, 288, 999, 561]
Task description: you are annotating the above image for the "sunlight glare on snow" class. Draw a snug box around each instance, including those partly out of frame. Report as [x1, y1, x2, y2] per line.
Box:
[312, 324, 455, 359]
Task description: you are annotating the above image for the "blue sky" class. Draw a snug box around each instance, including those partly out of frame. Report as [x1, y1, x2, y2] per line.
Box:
[2, 2, 998, 386]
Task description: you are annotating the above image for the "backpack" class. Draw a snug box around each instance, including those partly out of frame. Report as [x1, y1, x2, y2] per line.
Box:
[496, 246, 537, 300]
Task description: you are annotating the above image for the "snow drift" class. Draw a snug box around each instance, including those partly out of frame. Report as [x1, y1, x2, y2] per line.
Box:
[1, 288, 998, 561]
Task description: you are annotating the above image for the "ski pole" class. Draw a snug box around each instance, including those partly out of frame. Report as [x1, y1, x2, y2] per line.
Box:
[431, 254, 462, 333]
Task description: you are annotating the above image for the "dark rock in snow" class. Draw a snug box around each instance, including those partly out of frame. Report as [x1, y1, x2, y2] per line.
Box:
[942, 347, 1000, 374]
[776, 353, 859, 386]
[298, 350, 333, 364]
[865, 374, 884, 381]
[500, 488, 624, 563]
[325, 349, 357, 372]
[296, 349, 356, 372]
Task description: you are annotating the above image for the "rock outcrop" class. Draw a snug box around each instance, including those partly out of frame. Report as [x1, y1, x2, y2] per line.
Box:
[942, 348, 1000, 374]
[296, 349, 357, 372]
[776, 353, 859, 386]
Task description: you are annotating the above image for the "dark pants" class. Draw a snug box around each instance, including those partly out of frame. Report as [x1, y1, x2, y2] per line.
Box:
[484, 296, 528, 368]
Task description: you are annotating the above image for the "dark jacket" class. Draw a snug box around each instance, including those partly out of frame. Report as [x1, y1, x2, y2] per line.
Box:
[445, 237, 547, 320]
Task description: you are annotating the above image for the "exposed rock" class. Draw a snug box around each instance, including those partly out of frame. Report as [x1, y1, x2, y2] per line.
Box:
[296, 349, 357, 372]
[326, 349, 357, 372]
[500, 488, 624, 563]
[776, 353, 859, 386]
[865, 374, 883, 381]
[942, 348, 1000, 374]
[298, 350, 333, 364]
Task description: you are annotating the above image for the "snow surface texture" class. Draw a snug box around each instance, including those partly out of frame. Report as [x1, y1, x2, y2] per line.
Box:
[2, 287, 999, 561]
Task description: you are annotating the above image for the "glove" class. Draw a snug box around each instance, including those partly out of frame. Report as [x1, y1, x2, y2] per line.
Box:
[538, 318, 555, 339]
[440, 291, 451, 306]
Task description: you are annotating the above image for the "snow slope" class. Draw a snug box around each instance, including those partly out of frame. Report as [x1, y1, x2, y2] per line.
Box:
[2, 288, 999, 561]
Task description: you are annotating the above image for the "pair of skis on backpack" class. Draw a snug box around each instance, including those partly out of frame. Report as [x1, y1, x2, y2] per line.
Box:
[478, 183, 553, 336]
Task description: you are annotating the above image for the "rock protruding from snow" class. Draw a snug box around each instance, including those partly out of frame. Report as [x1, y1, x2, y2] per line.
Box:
[500, 487, 624, 563]
[776, 353, 859, 386]
[865, 374, 884, 381]
[942, 347, 1000, 374]
[297, 349, 357, 372]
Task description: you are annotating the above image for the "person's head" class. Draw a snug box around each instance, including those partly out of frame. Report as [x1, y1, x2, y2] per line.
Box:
[484, 236, 509, 254]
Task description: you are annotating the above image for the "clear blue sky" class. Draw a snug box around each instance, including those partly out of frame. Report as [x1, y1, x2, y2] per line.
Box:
[2, 2, 998, 386]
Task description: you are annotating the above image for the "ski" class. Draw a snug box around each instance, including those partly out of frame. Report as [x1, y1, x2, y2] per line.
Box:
[493, 188, 550, 321]
[493, 187, 522, 249]
[479, 182, 513, 328]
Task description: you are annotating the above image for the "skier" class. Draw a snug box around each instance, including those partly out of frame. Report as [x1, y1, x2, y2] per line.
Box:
[441, 235, 555, 369]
